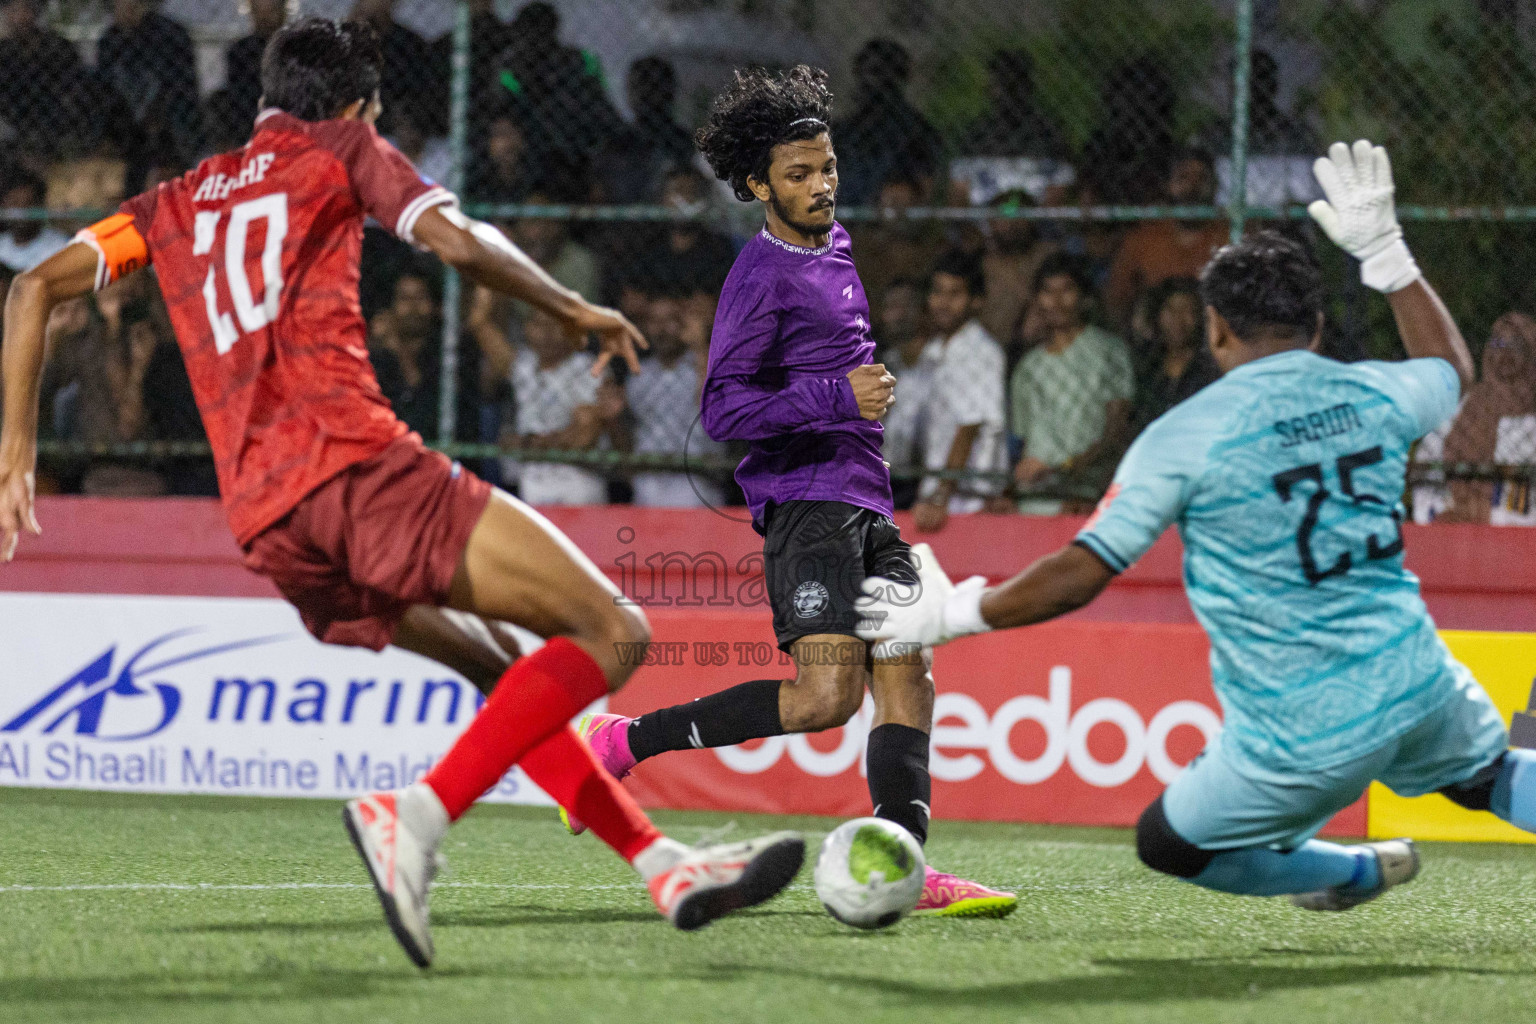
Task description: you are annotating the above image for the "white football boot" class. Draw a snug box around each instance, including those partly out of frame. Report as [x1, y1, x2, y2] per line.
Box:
[343, 785, 449, 967]
[1291, 838, 1420, 912]
[647, 832, 805, 930]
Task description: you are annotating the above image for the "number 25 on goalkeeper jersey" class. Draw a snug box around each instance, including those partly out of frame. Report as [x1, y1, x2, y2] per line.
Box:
[1075, 350, 1463, 772]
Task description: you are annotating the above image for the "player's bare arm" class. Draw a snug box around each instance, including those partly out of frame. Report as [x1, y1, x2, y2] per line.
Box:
[855, 540, 1113, 648]
[973, 544, 1114, 629]
[1386, 280, 1473, 389]
[413, 206, 647, 378]
[0, 240, 115, 561]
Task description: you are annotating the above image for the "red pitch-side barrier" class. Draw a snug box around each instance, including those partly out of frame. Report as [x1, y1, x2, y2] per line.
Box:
[10, 496, 1536, 834]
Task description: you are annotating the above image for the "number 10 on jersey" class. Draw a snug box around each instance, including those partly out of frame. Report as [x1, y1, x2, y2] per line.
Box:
[194, 193, 289, 354]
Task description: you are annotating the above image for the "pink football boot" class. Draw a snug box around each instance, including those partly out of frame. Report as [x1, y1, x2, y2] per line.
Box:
[913, 865, 1018, 918]
[560, 712, 638, 835]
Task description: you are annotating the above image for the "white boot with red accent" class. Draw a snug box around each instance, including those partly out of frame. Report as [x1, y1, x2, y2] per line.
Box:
[640, 832, 806, 930]
[343, 784, 449, 967]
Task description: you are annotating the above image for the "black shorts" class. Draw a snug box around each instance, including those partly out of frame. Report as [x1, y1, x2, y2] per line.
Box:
[762, 499, 918, 652]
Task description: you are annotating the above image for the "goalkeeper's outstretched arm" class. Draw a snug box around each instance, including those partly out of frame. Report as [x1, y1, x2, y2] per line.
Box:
[1308, 139, 1473, 389]
[1386, 279, 1473, 391]
[854, 541, 1114, 649]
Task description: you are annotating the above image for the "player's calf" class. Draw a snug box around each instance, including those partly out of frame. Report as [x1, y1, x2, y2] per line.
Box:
[778, 657, 865, 733]
[1137, 796, 1405, 905]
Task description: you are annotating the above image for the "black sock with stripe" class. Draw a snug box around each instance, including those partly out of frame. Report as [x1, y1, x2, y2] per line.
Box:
[866, 723, 932, 845]
[626, 678, 784, 763]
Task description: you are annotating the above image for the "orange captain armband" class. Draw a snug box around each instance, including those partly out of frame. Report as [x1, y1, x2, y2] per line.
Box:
[73, 213, 149, 291]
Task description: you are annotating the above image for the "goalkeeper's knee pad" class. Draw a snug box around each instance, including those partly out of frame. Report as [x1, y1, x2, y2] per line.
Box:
[1136, 795, 1216, 879]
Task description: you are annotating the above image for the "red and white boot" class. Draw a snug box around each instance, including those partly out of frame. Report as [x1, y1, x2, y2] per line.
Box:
[644, 832, 806, 930]
[343, 785, 449, 967]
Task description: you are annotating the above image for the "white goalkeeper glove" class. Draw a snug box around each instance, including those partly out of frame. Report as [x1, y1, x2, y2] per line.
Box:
[1308, 139, 1422, 294]
[854, 543, 991, 650]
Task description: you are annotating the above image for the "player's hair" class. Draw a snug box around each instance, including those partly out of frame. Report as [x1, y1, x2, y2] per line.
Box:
[1200, 230, 1324, 343]
[695, 65, 834, 202]
[260, 18, 383, 122]
[930, 249, 986, 298]
[1032, 252, 1095, 297]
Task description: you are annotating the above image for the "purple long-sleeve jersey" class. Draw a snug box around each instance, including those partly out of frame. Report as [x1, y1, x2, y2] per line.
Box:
[701, 222, 894, 530]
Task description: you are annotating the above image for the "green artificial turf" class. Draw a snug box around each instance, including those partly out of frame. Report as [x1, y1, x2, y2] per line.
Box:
[3, 787, 1535, 1023]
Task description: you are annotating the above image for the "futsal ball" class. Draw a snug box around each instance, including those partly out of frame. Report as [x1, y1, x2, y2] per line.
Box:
[814, 817, 925, 930]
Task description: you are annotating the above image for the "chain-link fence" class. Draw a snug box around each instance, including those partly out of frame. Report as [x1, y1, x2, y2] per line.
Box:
[8, 0, 1536, 524]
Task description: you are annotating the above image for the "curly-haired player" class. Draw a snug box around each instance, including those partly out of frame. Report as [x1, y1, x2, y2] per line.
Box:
[0, 19, 804, 968]
[561, 65, 1016, 918]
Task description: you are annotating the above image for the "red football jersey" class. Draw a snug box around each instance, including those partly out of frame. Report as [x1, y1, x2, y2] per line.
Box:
[77, 110, 455, 544]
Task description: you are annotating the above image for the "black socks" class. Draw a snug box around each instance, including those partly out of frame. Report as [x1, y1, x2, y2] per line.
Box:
[627, 683, 933, 847]
[627, 678, 785, 763]
[866, 723, 931, 846]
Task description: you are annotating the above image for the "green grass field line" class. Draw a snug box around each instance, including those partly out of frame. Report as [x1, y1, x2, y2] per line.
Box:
[3, 787, 1535, 1024]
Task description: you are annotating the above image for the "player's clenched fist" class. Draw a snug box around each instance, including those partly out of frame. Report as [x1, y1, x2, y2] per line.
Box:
[846, 363, 896, 421]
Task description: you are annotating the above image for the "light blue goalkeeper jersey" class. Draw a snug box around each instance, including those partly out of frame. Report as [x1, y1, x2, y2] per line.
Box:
[1076, 349, 1463, 771]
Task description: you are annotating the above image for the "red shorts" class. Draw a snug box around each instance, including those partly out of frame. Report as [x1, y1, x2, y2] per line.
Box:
[242, 434, 493, 651]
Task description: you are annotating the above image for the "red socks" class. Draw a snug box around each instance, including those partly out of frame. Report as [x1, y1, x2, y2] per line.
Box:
[519, 727, 662, 862]
[423, 637, 609, 820]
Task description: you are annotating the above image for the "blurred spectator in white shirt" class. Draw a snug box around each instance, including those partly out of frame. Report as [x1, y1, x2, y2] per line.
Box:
[502, 308, 618, 506]
[623, 289, 725, 508]
[912, 251, 1007, 532]
[873, 277, 931, 510]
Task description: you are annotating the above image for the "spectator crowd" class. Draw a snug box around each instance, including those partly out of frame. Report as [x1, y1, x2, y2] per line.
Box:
[1, 0, 1530, 526]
